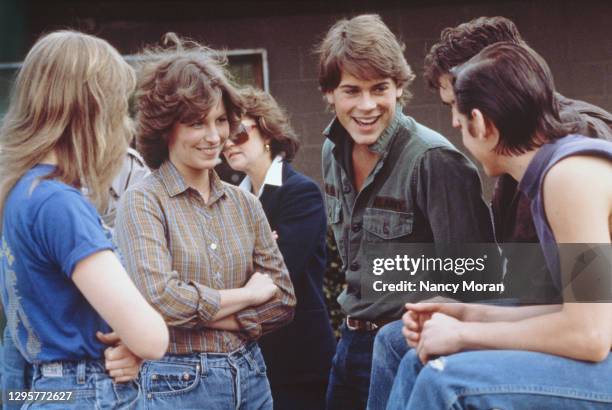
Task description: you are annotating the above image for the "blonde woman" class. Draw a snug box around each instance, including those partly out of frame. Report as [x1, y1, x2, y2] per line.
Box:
[0, 31, 168, 409]
[115, 37, 295, 409]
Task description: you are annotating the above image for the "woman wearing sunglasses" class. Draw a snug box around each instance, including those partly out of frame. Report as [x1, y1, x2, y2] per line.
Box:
[114, 37, 295, 410]
[224, 87, 336, 410]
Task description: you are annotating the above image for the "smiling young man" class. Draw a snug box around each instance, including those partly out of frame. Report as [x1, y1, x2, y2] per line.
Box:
[316, 14, 499, 410]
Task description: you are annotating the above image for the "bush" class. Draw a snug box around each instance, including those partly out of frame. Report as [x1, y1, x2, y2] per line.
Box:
[323, 227, 345, 338]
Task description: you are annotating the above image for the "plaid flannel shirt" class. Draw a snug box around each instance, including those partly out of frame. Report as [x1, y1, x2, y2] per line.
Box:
[115, 160, 295, 354]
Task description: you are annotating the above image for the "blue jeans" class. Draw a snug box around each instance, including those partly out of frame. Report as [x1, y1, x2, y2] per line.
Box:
[387, 349, 612, 409]
[0, 330, 2, 408]
[367, 300, 521, 410]
[325, 322, 378, 410]
[2, 326, 33, 410]
[23, 359, 139, 409]
[138, 342, 272, 410]
[271, 381, 327, 410]
[366, 320, 408, 410]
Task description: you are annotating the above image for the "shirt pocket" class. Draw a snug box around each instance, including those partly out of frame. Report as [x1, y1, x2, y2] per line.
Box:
[363, 208, 414, 241]
[143, 360, 201, 397]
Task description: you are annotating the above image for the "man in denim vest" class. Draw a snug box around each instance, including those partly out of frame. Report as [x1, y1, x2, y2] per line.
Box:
[316, 14, 499, 410]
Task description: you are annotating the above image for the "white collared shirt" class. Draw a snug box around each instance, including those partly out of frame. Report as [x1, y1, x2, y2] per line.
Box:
[238, 155, 284, 198]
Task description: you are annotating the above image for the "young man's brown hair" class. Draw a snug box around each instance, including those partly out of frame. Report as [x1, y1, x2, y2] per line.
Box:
[424, 16, 523, 90]
[315, 14, 415, 103]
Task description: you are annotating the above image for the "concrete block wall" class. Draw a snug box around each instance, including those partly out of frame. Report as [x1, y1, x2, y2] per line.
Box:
[26, 0, 612, 198]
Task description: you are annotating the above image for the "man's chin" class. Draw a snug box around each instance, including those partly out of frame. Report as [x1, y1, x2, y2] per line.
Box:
[349, 131, 381, 146]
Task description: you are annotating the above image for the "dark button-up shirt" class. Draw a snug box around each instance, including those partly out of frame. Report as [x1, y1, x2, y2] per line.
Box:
[115, 160, 295, 354]
[322, 107, 499, 321]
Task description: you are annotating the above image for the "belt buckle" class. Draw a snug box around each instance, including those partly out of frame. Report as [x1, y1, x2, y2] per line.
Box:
[346, 316, 379, 331]
[346, 316, 358, 331]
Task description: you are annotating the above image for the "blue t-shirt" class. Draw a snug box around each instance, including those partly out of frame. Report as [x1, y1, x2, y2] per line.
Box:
[0, 164, 113, 363]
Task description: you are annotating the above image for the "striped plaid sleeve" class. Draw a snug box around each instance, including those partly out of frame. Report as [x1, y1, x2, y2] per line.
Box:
[234, 197, 295, 339]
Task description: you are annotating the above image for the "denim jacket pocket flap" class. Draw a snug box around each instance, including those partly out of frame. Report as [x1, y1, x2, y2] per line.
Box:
[363, 208, 413, 239]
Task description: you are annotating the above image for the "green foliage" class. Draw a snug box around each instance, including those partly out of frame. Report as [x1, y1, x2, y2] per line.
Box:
[323, 227, 345, 338]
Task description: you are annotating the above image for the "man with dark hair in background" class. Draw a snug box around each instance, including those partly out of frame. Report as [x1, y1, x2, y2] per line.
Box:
[387, 40, 612, 410]
[424, 17, 611, 280]
[368, 16, 612, 410]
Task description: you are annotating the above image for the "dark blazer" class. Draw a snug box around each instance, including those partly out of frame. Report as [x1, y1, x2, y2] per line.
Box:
[257, 162, 336, 386]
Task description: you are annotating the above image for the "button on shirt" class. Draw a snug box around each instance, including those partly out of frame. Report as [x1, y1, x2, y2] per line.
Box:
[115, 160, 296, 354]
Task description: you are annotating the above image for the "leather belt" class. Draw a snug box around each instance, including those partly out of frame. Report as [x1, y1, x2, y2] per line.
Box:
[346, 316, 394, 332]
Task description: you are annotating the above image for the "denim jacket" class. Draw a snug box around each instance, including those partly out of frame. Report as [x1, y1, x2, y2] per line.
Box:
[322, 108, 499, 321]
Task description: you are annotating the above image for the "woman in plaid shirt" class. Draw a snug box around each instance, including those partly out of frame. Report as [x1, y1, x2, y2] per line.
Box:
[115, 35, 296, 410]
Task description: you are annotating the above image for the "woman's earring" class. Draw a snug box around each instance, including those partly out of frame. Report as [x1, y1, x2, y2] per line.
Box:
[264, 144, 271, 152]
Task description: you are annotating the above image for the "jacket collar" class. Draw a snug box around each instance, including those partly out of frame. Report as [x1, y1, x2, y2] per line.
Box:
[238, 155, 284, 198]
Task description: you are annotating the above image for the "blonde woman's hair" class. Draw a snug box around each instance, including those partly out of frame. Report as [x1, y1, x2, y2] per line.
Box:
[0, 30, 136, 220]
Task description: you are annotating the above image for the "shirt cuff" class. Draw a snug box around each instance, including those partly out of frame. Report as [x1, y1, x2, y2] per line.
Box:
[191, 281, 221, 322]
[235, 307, 262, 340]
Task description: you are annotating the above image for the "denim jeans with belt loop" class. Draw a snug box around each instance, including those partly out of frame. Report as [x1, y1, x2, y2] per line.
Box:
[138, 342, 272, 410]
[22, 359, 140, 409]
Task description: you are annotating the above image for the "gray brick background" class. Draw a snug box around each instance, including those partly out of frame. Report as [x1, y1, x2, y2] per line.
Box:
[17, 0, 612, 199]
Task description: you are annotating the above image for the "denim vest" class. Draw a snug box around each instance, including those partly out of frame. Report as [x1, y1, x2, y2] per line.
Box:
[322, 108, 496, 320]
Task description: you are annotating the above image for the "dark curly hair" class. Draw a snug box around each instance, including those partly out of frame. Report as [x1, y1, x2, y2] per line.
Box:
[424, 16, 523, 90]
[240, 87, 300, 162]
[135, 33, 243, 169]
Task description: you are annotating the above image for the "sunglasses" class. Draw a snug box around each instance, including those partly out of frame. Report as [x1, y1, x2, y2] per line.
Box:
[228, 123, 258, 146]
